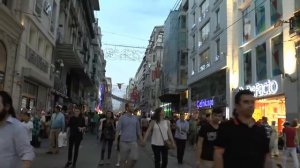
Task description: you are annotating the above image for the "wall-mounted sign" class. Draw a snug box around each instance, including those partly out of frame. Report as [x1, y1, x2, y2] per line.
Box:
[196, 98, 214, 109]
[239, 80, 279, 97]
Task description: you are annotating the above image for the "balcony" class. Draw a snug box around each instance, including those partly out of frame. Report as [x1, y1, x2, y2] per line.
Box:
[56, 42, 84, 69]
[237, 0, 251, 10]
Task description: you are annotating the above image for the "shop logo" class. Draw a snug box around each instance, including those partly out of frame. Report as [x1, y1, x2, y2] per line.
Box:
[196, 99, 214, 108]
[239, 80, 279, 97]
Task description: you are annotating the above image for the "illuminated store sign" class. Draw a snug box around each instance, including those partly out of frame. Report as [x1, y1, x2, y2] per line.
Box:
[239, 80, 279, 97]
[196, 99, 214, 108]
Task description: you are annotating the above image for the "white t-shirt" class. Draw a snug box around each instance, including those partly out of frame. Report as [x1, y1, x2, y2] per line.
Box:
[151, 120, 169, 146]
[22, 121, 33, 142]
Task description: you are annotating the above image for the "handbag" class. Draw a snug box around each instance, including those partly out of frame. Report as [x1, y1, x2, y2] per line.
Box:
[156, 121, 173, 149]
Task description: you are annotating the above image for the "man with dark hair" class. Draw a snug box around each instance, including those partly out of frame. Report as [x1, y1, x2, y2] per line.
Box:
[214, 90, 272, 168]
[47, 104, 65, 154]
[115, 103, 143, 168]
[196, 108, 223, 168]
[0, 91, 35, 168]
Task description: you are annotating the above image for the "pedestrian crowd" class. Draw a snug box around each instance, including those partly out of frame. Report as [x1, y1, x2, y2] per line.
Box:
[1, 89, 300, 168]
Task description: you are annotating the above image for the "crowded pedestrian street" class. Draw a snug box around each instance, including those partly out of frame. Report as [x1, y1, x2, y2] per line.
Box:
[32, 134, 194, 168]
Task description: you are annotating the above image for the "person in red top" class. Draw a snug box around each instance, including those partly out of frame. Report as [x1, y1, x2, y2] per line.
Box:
[282, 121, 299, 168]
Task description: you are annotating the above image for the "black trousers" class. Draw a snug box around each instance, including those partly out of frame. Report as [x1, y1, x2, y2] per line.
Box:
[101, 139, 114, 160]
[175, 138, 186, 164]
[68, 137, 82, 164]
[151, 145, 168, 168]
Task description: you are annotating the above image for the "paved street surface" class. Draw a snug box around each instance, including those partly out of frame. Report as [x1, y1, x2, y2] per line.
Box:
[32, 134, 193, 168]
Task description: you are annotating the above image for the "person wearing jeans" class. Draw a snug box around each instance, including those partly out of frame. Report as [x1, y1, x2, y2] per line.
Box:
[65, 108, 85, 168]
[99, 111, 115, 165]
[143, 107, 176, 168]
[282, 121, 299, 168]
[175, 113, 189, 164]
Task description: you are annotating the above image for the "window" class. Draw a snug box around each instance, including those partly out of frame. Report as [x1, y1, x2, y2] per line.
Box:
[181, 54, 187, 66]
[38, 37, 44, 55]
[29, 27, 37, 48]
[50, 1, 57, 33]
[270, 0, 282, 25]
[180, 69, 187, 85]
[35, 0, 44, 16]
[216, 8, 220, 29]
[256, 43, 267, 81]
[255, 0, 266, 34]
[271, 34, 283, 76]
[200, 0, 209, 19]
[296, 0, 300, 10]
[200, 22, 210, 43]
[215, 39, 220, 61]
[243, 51, 252, 85]
[192, 35, 196, 51]
[45, 44, 52, 60]
[181, 16, 186, 29]
[243, 7, 251, 42]
[192, 58, 196, 75]
[153, 54, 156, 62]
[192, 12, 196, 27]
[199, 49, 210, 72]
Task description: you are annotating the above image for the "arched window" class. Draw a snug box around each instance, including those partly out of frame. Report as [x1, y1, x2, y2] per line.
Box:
[0, 42, 7, 91]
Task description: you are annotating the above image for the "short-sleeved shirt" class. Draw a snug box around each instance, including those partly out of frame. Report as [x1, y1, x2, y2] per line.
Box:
[214, 118, 269, 168]
[0, 116, 35, 168]
[283, 127, 297, 147]
[174, 120, 189, 140]
[117, 113, 141, 142]
[198, 123, 218, 161]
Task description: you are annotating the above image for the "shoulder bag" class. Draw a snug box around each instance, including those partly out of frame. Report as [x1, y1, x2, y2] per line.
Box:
[156, 121, 173, 149]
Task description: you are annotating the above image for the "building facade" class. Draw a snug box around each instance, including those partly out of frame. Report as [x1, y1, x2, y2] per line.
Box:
[160, 7, 188, 117]
[187, 0, 235, 117]
[233, 0, 299, 123]
[11, 0, 61, 111]
[0, 1, 24, 95]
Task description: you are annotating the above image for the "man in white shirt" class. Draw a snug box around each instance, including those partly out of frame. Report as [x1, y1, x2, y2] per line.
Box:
[22, 112, 33, 143]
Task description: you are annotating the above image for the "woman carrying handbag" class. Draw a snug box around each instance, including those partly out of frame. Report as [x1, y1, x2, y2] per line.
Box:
[143, 107, 176, 168]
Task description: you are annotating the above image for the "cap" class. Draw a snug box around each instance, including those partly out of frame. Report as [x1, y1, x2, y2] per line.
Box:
[55, 104, 62, 109]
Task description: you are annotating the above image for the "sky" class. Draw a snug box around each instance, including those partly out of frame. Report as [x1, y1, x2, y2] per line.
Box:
[95, 0, 177, 110]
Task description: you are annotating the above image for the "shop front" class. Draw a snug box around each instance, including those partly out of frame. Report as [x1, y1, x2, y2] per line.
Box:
[190, 69, 227, 117]
[239, 75, 285, 132]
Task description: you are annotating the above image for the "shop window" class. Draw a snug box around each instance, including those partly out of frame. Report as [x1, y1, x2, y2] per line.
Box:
[199, 49, 210, 72]
[270, 0, 282, 26]
[255, 0, 266, 35]
[254, 96, 286, 133]
[256, 43, 267, 81]
[243, 51, 252, 85]
[243, 7, 252, 43]
[271, 34, 283, 76]
[200, 22, 210, 44]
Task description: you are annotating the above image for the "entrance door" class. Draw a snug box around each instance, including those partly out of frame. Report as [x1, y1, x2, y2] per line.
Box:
[0, 42, 7, 91]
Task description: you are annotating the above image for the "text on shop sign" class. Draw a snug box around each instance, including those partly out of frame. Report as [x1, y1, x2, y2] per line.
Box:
[196, 99, 214, 108]
[239, 80, 279, 97]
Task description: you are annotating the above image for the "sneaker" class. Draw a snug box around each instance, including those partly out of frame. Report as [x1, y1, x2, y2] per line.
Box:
[64, 162, 72, 168]
[115, 163, 120, 167]
[98, 160, 104, 165]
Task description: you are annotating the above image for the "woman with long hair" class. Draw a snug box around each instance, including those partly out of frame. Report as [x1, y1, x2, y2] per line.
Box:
[98, 111, 116, 165]
[65, 108, 86, 168]
[143, 107, 176, 168]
